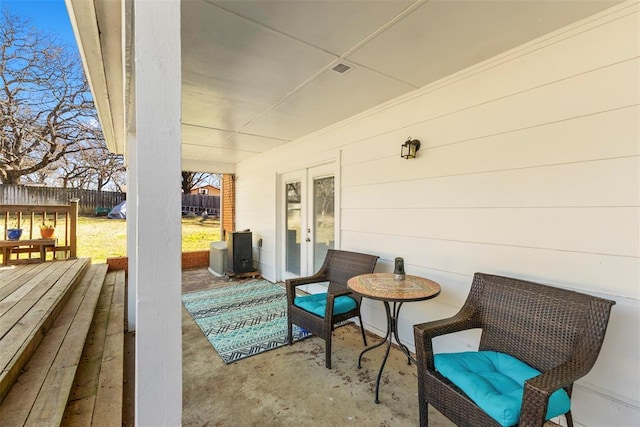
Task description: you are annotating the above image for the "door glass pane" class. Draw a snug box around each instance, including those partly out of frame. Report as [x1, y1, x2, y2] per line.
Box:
[285, 182, 301, 275]
[313, 176, 334, 272]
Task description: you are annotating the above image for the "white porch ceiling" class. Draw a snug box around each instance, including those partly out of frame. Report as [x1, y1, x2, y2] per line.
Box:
[70, 0, 623, 173]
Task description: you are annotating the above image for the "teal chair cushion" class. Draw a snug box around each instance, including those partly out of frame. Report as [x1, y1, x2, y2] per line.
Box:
[434, 351, 571, 427]
[294, 293, 357, 318]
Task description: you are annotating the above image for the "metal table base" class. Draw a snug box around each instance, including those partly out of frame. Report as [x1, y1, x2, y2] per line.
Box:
[357, 301, 416, 404]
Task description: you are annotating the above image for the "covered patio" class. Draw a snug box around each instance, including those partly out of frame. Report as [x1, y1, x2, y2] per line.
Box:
[65, 1, 639, 426]
[178, 268, 441, 426]
[0, 261, 600, 425]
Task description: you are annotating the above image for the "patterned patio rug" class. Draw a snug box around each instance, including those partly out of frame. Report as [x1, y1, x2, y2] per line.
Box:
[182, 279, 312, 364]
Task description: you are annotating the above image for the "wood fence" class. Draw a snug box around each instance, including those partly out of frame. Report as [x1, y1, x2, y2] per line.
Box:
[182, 193, 220, 216]
[0, 185, 125, 215]
[1, 185, 220, 217]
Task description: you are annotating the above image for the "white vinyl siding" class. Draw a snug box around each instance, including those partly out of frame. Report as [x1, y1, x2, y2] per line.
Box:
[235, 3, 639, 426]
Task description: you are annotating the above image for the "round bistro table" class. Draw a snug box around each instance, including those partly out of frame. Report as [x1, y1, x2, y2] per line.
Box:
[347, 272, 441, 403]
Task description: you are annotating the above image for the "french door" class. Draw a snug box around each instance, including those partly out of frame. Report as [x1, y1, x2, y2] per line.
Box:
[281, 164, 336, 281]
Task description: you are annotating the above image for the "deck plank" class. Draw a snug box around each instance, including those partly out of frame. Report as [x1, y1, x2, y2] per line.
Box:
[0, 260, 87, 363]
[61, 395, 96, 427]
[105, 270, 125, 337]
[92, 334, 124, 426]
[25, 264, 107, 426]
[66, 275, 114, 403]
[0, 262, 124, 426]
[0, 322, 72, 423]
[61, 282, 112, 426]
[0, 259, 90, 402]
[0, 264, 39, 288]
[24, 366, 78, 426]
[0, 261, 69, 318]
[92, 270, 125, 426]
[63, 269, 125, 427]
[0, 263, 57, 300]
[0, 263, 99, 424]
[0, 259, 85, 342]
[0, 259, 85, 338]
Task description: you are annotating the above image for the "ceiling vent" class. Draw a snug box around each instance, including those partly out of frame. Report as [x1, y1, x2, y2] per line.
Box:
[332, 63, 352, 74]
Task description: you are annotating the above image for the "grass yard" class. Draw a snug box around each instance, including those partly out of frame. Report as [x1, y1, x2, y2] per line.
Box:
[76, 215, 221, 263]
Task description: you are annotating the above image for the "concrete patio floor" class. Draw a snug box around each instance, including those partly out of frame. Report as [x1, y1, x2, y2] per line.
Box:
[179, 268, 455, 427]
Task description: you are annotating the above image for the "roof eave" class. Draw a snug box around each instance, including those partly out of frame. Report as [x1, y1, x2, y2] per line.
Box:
[65, 0, 127, 156]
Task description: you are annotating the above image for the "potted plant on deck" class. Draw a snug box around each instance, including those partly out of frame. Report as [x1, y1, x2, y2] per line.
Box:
[6, 227, 22, 240]
[40, 221, 55, 239]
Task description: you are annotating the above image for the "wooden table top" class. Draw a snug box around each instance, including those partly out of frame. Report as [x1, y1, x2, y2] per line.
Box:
[347, 272, 441, 302]
[0, 238, 56, 247]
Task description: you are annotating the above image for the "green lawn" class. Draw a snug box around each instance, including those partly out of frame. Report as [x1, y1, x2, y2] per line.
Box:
[76, 216, 221, 263]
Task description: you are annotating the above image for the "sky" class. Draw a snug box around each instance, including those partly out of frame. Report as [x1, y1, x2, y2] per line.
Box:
[1, 0, 221, 183]
[1, 0, 77, 49]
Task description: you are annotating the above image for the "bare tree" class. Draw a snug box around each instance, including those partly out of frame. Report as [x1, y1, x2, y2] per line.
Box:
[92, 151, 126, 191]
[78, 146, 126, 191]
[181, 171, 219, 194]
[47, 145, 125, 191]
[0, 11, 103, 184]
[24, 164, 56, 185]
[57, 155, 91, 189]
[110, 169, 127, 192]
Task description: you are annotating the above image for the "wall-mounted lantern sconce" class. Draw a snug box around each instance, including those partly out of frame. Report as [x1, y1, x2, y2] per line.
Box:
[401, 137, 421, 159]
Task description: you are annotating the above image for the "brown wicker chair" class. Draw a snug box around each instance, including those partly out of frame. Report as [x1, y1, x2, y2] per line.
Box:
[413, 273, 615, 427]
[286, 249, 379, 369]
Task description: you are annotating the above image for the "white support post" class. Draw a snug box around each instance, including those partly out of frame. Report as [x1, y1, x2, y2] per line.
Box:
[126, 131, 137, 332]
[132, 0, 182, 425]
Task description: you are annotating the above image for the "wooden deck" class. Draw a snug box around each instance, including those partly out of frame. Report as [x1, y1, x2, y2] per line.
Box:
[0, 259, 125, 426]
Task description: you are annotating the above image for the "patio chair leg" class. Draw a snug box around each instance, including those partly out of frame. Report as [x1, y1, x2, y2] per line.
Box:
[565, 411, 574, 427]
[286, 321, 293, 345]
[325, 338, 332, 369]
[419, 400, 428, 427]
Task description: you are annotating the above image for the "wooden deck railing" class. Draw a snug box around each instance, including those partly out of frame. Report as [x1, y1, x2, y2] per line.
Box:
[1, 200, 78, 263]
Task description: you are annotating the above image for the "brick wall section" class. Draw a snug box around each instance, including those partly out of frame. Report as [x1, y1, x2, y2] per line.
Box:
[106, 250, 210, 272]
[181, 250, 210, 269]
[222, 174, 235, 239]
[107, 257, 129, 272]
